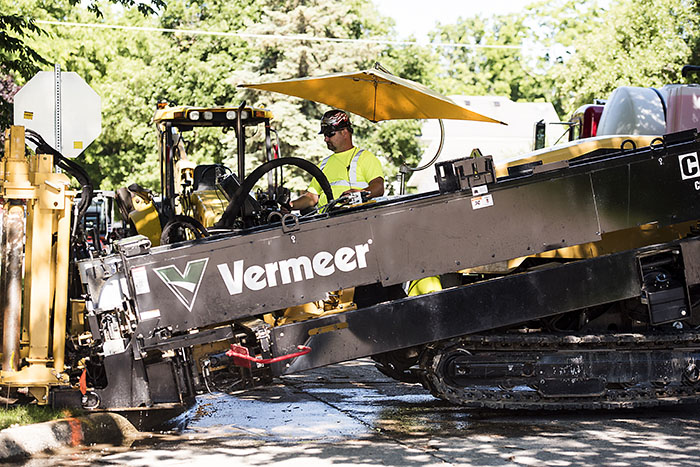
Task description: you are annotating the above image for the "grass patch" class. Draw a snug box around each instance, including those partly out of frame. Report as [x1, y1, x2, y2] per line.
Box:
[0, 406, 83, 430]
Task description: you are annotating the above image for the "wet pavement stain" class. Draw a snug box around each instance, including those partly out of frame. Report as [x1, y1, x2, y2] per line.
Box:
[27, 358, 700, 466]
[185, 386, 370, 440]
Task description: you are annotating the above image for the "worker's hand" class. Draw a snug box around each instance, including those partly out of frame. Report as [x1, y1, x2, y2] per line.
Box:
[341, 188, 366, 196]
[278, 201, 292, 214]
[290, 192, 319, 211]
[341, 189, 372, 202]
[340, 190, 371, 205]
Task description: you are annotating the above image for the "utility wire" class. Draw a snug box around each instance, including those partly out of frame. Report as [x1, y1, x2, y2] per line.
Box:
[36, 19, 533, 51]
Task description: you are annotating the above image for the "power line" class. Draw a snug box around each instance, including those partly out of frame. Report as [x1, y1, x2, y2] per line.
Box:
[36, 19, 529, 51]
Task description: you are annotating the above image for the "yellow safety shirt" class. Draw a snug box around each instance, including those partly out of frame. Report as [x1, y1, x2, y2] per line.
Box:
[307, 147, 384, 206]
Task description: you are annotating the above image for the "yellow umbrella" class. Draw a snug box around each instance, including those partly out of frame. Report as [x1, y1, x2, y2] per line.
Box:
[239, 67, 506, 124]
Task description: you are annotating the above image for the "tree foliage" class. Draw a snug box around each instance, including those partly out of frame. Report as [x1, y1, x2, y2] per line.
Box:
[550, 0, 700, 114]
[5, 0, 700, 195]
[428, 0, 700, 118]
[10, 0, 429, 193]
[229, 0, 397, 191]
[13, 0, 264, 189]
[70, 0, 165, 17]
[0, 14, 50, 130]
[0, 0, 165, 133]
[428, 1, 605, 116]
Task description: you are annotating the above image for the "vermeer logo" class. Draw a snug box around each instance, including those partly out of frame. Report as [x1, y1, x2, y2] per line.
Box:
[153, 258, 209, 312]
[217, 240, 373, 295]
[679, 153, 700, 180]
[152, 240, 374, 309]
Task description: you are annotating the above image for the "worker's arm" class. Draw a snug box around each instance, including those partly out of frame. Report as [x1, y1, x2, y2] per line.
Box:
[342, 177, 384, 199]
[290, 191, 319, 211]
[367, 177, 384, 198]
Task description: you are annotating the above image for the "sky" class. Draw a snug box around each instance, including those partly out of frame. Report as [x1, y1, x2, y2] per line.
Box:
[373, 0, 528, 42]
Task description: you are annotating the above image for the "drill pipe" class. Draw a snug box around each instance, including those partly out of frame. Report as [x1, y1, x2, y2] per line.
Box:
[1, 203, 25, 372]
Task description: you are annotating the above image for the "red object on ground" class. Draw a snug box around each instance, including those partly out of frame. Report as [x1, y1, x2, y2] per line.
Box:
[79, 369, 87, 395]
[226, 344, 311, 369]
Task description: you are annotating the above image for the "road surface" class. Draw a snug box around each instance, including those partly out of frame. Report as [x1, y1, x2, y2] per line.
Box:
[21, 358, 700, 466]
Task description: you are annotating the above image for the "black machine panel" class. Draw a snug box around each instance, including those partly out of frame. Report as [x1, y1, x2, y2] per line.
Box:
[270, 243, 646, 374]
[590, 145, 700, 232]
[369, 172, 600, 284]
[122, 219, 382, 332]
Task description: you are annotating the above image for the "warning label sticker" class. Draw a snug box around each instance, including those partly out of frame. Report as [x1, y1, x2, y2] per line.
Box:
[471, 194, 494, 210]
[131, 266, 151, 295]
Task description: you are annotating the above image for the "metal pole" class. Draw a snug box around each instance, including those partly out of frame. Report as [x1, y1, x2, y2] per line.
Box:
[54, 64, 62, 155]
[2, 202, 25, 372]
[236, 102, 246, 181]
[265, 120, 274, 189]
[160, 123, 175, 220]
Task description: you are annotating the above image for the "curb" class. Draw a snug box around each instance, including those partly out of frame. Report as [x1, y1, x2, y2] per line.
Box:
[0, 413, 137, 461]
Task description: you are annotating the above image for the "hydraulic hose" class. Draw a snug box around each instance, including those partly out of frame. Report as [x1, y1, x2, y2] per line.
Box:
[24, 129, 94, 242]
[215, 157, 333, 229]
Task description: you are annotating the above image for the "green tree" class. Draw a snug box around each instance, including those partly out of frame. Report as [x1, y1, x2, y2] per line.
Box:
[550, 0, 700, 115]
[88, 0, 263, 189]
[17, 0, 428, 194]
[9, 0, 452, 195]
[428, 0, 605, 116]
[0, 0, 164, 132]
[0, 14, 49, 131]
[75, 0, 165, 17]
[230, 0, 428, 193]
[16, 0, 262, 189]
[428, 0, 699, 119]
[15, 1, 167, 189]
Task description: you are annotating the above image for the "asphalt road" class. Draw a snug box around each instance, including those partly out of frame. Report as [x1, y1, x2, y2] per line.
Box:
[18, 358, 700, 466]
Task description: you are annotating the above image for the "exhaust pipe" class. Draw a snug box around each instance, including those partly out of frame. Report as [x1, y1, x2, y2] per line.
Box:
[2, 202, 25, 372]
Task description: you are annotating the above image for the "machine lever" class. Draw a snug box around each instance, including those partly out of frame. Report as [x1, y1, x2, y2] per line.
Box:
[226, 344, 311, 368]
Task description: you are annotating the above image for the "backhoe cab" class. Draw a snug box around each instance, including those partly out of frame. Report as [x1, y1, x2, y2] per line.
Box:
[116, 103, 290, 247]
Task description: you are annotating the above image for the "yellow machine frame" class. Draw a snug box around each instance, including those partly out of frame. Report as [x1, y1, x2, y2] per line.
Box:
[0, 126, 74, 403]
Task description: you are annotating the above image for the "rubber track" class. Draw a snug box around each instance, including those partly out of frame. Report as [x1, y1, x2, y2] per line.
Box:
[419, 332, 700, 410]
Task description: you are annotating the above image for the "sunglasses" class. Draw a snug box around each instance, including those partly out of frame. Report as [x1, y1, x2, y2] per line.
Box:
[322, 129, 337, 138]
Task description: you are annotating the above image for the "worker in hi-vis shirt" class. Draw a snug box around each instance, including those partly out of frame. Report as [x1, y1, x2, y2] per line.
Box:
[291, 109, 384, 210]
